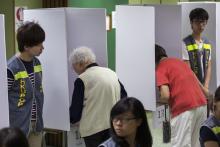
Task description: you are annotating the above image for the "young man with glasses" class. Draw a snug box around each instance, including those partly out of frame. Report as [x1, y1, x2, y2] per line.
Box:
[182, 8, 211, 93]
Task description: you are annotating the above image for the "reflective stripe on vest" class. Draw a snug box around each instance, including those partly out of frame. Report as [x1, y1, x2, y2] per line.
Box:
[212, 126, 220, 135]
[14, 71, 28, 80]
[184, 35, 211, 83]
[203, 43, 211, 50]
[34, 65, 42, 73]
[186, 43, 211, 51]
[14, 65, 42, 80]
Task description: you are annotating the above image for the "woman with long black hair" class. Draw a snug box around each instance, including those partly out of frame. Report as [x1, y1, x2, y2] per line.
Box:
[99, 97, 152, 147]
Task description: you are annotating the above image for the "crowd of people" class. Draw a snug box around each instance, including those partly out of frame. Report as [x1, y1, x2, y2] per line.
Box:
[2, 6, 220, 147]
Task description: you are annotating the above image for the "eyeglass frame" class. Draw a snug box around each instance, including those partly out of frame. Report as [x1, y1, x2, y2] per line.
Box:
[191, 19, 208, 25]
[112, 117, 137, 124]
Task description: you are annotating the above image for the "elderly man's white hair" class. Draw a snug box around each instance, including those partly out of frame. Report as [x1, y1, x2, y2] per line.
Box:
[69, 46, 96, 64]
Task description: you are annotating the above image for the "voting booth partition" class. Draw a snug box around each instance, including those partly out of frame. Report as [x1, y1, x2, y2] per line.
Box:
[115, 5, 156, 111]
[24, 8, 107, 147]
[154, 5, 182, 59]
[180, 2, 220, 93]
[0, 14, 9, 129]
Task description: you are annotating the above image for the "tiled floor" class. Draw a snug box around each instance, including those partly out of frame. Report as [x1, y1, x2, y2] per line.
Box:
[147, 112, 171, 147]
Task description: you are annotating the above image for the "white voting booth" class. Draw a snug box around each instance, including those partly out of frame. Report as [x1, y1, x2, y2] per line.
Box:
[0, 14, 9, 129]
[180, 2, 220, 93]
[154, 5, 182, 59]
[115, 5, 156, 111]
[24, 8, 107, 147]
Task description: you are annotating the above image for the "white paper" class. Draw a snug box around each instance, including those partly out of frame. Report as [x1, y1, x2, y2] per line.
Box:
[153, 105, 166, 128]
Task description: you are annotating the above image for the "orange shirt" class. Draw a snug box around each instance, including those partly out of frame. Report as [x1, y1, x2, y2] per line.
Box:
[156, 58, 207, 118]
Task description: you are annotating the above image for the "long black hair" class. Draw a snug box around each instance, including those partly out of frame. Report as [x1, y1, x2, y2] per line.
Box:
[110, 97, 152, 147]
[0, 127, 29, 147]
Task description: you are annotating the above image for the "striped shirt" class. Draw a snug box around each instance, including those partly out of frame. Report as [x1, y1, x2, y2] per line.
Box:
[7, 58, 37, 121]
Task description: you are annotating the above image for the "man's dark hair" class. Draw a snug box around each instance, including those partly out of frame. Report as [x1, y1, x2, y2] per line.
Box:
[17, 21, 45, 52]
[214, 86, 220, 102]
[0, 127, 29, 147]
[189, 8, 209, 22]
[155, 44, 167, 64]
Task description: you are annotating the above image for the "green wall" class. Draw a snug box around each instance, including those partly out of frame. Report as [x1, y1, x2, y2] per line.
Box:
[129, 0, 219, 4]
[0, 0, 15, 59]
[14, 0, 42, 53]
[15, 0, 42, 8]
[68, 0, 128, 70]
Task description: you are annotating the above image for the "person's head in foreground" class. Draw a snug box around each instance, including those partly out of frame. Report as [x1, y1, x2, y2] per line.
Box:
[0, 127, 29, 147]
[213, 86, 220, 119]
[110, 97, 152, 147]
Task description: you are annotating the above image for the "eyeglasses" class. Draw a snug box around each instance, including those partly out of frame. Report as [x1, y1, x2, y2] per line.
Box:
[192, 20, 207, 25]
[112, 117, 137, 124]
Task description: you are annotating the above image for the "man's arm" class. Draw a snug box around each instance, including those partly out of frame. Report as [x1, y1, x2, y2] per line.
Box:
[183, 60, 191, 67]
[158, 85, 170, 104]
[69, 78, 84, 124]
[204, 60, 211, 89]
[182, 42, 191, 67]
[204, 141, 219, 147]
[7, 69, 14, 90]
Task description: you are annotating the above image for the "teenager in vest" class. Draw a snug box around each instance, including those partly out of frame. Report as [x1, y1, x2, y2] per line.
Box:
[182, 8, 211, 93]
[7, 22, 45, 147]
[69, 46, 127, 147]
[156, 44, 207, 147]
[200, 86, 220, 147]
[99, 97, 152, 147]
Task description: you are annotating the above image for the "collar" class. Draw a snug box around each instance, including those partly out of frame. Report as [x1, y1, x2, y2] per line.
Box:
[85, 63, 98, 69]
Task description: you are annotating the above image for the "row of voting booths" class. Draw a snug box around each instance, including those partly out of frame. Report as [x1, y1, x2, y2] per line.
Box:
[0, 2, 220, 146]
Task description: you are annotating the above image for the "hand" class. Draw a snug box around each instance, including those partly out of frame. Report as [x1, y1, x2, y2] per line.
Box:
[70, 122, 80, 127]
[201, 86, 210, 97]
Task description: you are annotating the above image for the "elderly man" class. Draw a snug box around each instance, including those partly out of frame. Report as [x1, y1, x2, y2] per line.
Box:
[69, 46, 127, 147]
